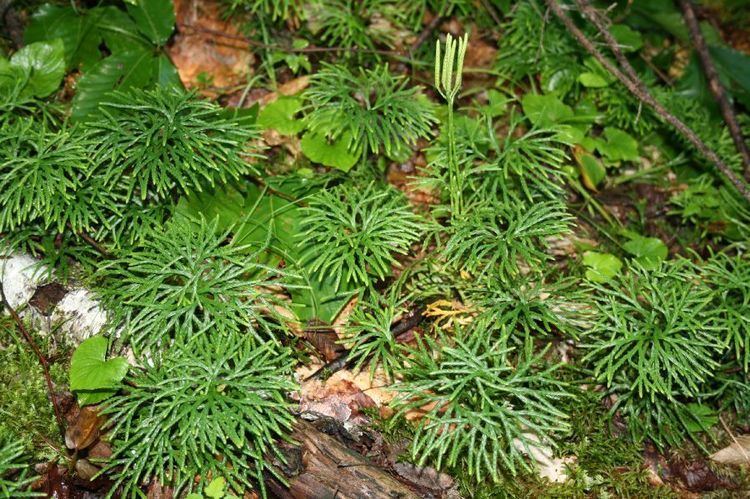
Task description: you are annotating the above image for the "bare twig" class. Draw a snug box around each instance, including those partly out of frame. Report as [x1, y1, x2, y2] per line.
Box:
[545, 0, 750, 203]
[178, 23, 403, 57]
[71, 225, 111, 258]
[0, 285, 65, 438]
[410, 14, 444, 53]
[303, 304, 425, 381]
[677, 0, 750, 180]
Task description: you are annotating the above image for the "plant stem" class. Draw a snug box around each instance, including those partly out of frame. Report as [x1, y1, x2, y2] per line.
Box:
[545, 0, 750, 204]
[446, 100, 463, 217]
[0, 286, 65, 440]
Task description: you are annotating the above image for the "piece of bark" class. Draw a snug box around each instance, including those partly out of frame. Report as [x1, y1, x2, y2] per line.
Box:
[267, 420, 419, 499]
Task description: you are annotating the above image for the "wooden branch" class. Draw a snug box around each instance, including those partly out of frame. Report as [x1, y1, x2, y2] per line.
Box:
[411, 14, 444, 53]
[677, 0, 750, 180]
[0, 286, 65, 438]
[267, 419, 419, 498]
[545, 0, 750, 203]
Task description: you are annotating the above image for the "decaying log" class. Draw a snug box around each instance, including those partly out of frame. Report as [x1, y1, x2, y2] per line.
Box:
[267, 419, 420, 499]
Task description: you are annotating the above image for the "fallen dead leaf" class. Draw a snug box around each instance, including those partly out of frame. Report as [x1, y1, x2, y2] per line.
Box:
[64, 406, 104, 451]
[711, 435, 750, 466]
[169, 0, 254, 94]
[295, 361, 395, 424]
[513, 433, 573, 484]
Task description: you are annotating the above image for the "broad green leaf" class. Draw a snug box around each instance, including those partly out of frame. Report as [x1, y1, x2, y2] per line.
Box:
[555, 124, 585, 144]
[290, 261, 356, 324]
[71, 48, 156, 121]
[683, 403, 717, 434]
[204, 477, 226, 499]
[710, 45, 750, 108]
[10, 39, 65, 98]
[301, 130, 360, 172]
[578, 72, 608, 88]
[623, 234, 667, 270]
[175, 183, 246, 234]
[258, 96, 305, 135]
[77, 389, 118, 406]
[597, 127, 639, 162]
[126, 0, 175, 46]
[521, 93, 574, 128]
[485, 89, 508, 117]
[24, 5, 102, 70]
[610, 24, 643, 52]
[90, 6, 151, 55]
[575, 151, 606, 190]
[583, 251, 622, 283]
[155, 54, 181, 86]
[70, 336, 128, 405]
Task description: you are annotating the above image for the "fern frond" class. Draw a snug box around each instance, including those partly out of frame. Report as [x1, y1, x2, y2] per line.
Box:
[102, 331, 297, 498]
[98, 217, 286, 355]
[393, 329, 571, 482]
[305, 63, 436, 157]
[343, 289, 408, 381]
[298, 182, 424, 288]
[583, 260, 721, 401]
[0, 118, 95, 233]
[85, 86, 262, 204]
[442, 198, 572, 280]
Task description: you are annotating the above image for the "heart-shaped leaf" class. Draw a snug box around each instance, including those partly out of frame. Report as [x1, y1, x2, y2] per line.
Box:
[583, 251, 622, 283]
[301, 129, 360, 172]
[70, 336, 129, 403]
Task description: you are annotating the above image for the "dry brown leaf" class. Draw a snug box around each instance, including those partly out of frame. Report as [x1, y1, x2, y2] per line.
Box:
[64, 406, 104, 451]
[259, 76, 310, 107]
[463, 27, 497, 70]
[711, 435, 750, 465]
[169, 0, 253, 94]
[295, 361, 395, 423]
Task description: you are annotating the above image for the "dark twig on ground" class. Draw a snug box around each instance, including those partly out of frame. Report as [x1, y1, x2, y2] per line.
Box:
[72, 225, 111, 258]
[677, 0, 750, 180]
[304, 304, 425, 381]
[0, 286, 66, 439]
[411, 15, 444, 53]
[545, 0, 750, 204]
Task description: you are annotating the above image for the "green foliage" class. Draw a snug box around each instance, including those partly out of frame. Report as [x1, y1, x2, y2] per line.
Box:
[305, 63, 436, 158]
[583, 260, 722, 446]
[305, 0, 416, 50]
[222, 0, 300, 22]
[0, 435, 38, 497]
[582, 251, 623, 283]
[343, 289, 407, 381]
[69, 336, 129, 406]
[0, 118, 94, 233]
[442, 199, 571, 280]
[298, 182, 423, 288]
[470, 274, 591, 343]
[0, 39, 65, 101]
[704, 252, 750, 370]
[495, 1, 579, 91]
[0, 317, 67, 461]
[473, 116, 572, 202]
[101, 331, 297, 498]
[393, 329, 571, 482]
[25, 2, 180, 120]
[434, 33, 469, 215]
[85, 86, 261, 204]
[98, 217, 285, 355]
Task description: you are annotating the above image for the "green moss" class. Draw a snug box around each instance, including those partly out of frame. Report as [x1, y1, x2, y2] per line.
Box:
[454, 389, 675, 498]
[0, 317, 68, 460]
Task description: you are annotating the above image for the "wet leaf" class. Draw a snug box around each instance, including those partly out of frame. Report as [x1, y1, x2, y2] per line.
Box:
[583, 251, 622, 283]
